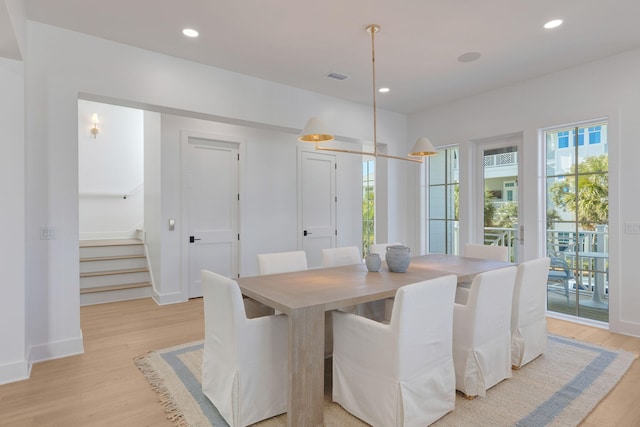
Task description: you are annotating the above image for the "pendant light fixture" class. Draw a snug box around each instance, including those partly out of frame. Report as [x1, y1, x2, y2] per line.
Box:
[298, 24, 436, 163]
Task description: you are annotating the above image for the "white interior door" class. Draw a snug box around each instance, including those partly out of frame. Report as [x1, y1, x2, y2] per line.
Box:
[185, 137, 239, 297]
[299, 150, 336, 268]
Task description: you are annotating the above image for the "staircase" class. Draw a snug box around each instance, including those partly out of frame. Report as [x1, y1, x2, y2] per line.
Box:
[80, 238, 153, 306]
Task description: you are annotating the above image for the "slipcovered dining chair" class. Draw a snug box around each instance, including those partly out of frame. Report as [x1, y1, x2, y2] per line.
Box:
[511, 257, 551, 369]
[464, 243, 510, 262]
[452, 266, 517, 398]
[256, 250, 309, 316]
[201, 270, 288, 427]
[257, 250, 308, 275]
[369, 242, 402, 321]
[322, 246, 385, 321]
[321, 246, 362, 267]
[332, 275, 458, 427]
[369, 241, 402, 257]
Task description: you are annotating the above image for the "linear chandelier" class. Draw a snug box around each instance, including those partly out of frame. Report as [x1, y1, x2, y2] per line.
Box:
[298, 24, 436, 163]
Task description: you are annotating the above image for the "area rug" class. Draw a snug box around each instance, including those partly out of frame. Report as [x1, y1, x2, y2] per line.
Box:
[135, 335, 636, 427]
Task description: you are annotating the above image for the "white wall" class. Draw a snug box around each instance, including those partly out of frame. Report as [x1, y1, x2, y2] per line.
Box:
[408, 48, 640, 337]
[78, 100, 144, 239]
[0, 57, 27, 384]
[143, 111, 162, 296]
[12, 20, 409, 383]
[151, 115, 362, 302]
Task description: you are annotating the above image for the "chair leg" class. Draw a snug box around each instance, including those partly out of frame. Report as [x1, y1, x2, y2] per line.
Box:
[458, 391, 477, 400]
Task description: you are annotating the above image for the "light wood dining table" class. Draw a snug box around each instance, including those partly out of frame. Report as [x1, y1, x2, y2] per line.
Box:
[236, 253, 512, 427]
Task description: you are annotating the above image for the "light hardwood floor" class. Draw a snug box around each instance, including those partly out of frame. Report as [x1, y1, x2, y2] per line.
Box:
[0, 297, 638, 426]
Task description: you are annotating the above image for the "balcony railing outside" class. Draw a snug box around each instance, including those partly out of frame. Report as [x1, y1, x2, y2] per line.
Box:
[481, 226, 608, 321]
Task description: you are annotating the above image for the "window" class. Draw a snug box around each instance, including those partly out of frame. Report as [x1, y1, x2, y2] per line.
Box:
[556, 127, 603, 148]
[558, 131, 570, 148]
[362, 160, 375, 256]
[428, 147, 459, 254]
[589, 126, 602, 144]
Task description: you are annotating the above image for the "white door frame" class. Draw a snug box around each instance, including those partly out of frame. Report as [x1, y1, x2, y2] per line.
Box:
[180, 130, 245, 298]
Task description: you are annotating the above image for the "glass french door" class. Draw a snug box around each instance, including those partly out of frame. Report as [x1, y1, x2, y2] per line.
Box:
[475, 136, 522, 262]
[428, 147, 459, 254]
[545, 122, 608, 322]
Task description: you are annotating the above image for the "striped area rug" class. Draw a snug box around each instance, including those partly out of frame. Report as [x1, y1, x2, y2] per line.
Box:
[135, 334, 635, 427]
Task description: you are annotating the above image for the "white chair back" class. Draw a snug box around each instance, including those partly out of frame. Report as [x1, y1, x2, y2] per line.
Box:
[511, 257, 551, 368]
[201, 270, 288, 426]
[453, 266, 517, 397]
[464, 243, 509, 262]
[321, 246, 361, 267]
[257, 250, 308, 275]
[369, 242, 401, 257]
[332, 275, 457, 427]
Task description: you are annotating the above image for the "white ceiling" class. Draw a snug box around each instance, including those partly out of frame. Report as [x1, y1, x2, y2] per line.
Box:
[17, 0, 640, 113]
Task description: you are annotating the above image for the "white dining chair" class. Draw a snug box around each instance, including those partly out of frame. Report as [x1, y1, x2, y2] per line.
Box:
[322, 246, 385, 321]
[369, 241, 402, 257]
[453, 266, 517, 398]
[256, 250, 308, 316]
[332, 275, 458, 427]
[369, 242, 402, 321]
[257, 250, 308, 275]
[464, 243, 509, 262]
[201, 270, 288, 427]
[321, 246, 362, 267]
[511, 257, 551, 369]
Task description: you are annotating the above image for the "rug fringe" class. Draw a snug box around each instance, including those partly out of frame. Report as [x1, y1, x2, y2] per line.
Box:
[134, 352, 189, 427]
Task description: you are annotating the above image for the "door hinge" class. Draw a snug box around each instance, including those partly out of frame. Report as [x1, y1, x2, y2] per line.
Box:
[335, 196, 337, 203]
[238, 273, 240, 278]
[237, 233, 240, 241]
[335, 229, 338, 236]
[335, 163, 337, 170]
[237, 193, 240, 201]
[237, 153, 240, 161]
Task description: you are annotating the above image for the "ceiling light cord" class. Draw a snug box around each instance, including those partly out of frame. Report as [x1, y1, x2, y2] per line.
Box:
[298, 24, 435, 162]
[368, 24, 379, 158]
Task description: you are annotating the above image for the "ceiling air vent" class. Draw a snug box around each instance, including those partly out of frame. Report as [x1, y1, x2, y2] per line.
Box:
[325, 72, 350, 81]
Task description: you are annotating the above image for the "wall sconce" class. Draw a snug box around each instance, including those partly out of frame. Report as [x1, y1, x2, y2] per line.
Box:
[90, 113, 99, 139]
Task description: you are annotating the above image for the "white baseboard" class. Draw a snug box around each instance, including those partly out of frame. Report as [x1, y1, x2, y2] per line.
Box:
[153, 289, 188, 305]
[0, 359, 30, 385]
[28, 334, 84, 365]
[79, 231, 139, 240]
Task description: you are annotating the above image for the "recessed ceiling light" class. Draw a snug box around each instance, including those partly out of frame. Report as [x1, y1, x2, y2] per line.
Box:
[457, 52, 481, 63]
[544, 19, 563, 29]
[378, 87, 390, 93]
[182, 28, 199, 38]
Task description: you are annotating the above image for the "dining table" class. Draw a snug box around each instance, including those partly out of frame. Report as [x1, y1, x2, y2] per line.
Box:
[236, 253, 513, 427]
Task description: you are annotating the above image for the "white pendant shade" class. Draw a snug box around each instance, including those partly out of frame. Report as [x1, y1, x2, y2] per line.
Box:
[409, 137, 437, 157]
[298, 117, 334, 143]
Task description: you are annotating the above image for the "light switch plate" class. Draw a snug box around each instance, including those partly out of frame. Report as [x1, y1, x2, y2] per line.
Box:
[40, 226, 56, 240]
[624, 222, 640, 234]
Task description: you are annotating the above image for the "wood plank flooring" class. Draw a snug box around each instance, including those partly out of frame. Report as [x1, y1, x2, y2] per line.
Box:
[0, 297, 638, 426]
